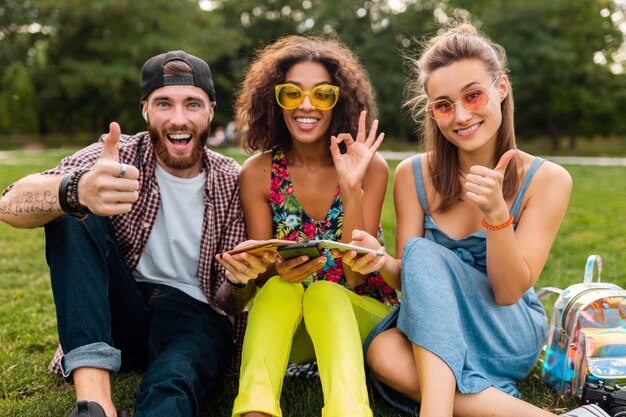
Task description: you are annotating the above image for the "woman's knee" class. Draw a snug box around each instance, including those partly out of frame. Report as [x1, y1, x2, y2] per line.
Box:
[303, 280, 345, 303]
[246, 277, 305, 332]
[302, 280, 351, 315]
[255, 276, 304, 306]
[366, 329, 419, 394]
[366, 331, 395, 377]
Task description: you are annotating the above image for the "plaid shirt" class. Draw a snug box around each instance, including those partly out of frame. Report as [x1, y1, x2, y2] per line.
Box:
[42, 131, 247, 373]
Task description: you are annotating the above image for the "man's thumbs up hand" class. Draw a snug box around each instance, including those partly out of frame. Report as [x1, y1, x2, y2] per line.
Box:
[77, 122, 140, 216]
[99, 122, 121, 162]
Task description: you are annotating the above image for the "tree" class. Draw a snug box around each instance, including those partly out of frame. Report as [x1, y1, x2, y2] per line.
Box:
[211, 0, 444, 141]
[0, 0, 51, 134]
[2, 0, 625, 148]
[6, 0, 246, 136]
[473, 0, 624, 150]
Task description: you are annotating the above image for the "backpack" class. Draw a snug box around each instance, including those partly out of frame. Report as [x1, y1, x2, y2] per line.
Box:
[540, 255, 626, 398]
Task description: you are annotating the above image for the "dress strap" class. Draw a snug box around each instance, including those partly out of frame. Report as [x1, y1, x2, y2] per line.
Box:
[271, 147, 285, 162]
[271, 148, 286, 177]
[411, 154, 430, 215]
[510, 157, 545, 221]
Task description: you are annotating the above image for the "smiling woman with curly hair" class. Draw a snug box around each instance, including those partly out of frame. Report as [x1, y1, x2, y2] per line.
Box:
[235, 35, 378, 152]
[215, 35, 398, 417]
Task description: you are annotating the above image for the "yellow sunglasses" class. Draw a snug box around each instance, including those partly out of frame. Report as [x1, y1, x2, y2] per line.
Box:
[275, 83, 340, 111]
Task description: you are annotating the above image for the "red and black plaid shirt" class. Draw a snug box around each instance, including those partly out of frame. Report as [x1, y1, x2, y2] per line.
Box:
[41, 132, 247, 372]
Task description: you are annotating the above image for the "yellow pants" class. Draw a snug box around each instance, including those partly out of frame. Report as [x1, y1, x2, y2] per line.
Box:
[232, 276, 392, 417]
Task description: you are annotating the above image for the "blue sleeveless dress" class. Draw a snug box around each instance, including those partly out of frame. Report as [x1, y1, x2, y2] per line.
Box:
[364, 155, 549, 414]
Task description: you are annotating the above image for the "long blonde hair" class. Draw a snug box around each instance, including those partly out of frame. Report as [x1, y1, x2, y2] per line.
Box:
[404, 23, 518, 211]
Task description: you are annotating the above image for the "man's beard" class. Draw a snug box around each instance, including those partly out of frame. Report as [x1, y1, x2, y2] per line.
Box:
[148, 124, 210, 171]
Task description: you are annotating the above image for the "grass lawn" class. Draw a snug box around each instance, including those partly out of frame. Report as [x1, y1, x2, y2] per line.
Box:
[0, 148, 625, 416]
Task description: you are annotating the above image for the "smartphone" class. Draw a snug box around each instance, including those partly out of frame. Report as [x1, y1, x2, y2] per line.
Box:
[278, 242, 323, 260]
[314, 240, 384, 256]
[277, 240, 383, 260]
[222, 239, 294, 257]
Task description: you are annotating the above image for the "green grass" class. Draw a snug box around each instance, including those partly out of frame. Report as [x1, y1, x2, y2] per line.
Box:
[1, 149, 625, 416]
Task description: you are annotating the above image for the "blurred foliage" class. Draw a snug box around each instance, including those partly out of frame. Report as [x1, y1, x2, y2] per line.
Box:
[475, 0, 626, 150]
[1, 0, 625, 151]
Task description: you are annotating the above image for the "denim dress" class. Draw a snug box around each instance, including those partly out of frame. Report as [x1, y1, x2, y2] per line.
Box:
[364, 155, 549, 414]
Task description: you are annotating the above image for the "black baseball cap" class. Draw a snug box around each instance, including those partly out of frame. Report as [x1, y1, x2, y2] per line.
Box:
[140, 50, 216, 102]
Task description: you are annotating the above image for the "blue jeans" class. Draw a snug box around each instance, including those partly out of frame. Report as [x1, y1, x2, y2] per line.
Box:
[44, 215, 234, 417]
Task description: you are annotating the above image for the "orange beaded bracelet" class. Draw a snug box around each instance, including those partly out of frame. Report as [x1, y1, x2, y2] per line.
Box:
[481, 214, 514, 231]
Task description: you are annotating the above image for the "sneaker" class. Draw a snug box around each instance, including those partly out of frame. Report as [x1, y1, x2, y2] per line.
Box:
[69, 401, 106, 417]
[68, 400, 131, 417]
[561, 404, 611, 417]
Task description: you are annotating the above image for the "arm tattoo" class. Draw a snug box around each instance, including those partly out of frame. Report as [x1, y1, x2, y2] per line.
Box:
[0, 191, 60, 216]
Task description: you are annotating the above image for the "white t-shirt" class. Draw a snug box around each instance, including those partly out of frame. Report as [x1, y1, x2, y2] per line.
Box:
[133, 164, 208, 304]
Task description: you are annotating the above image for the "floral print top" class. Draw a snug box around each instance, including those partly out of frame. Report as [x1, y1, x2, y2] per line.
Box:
[270, 148, 398, 307]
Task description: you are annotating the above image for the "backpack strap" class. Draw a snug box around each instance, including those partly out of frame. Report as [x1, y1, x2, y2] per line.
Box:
[536, 286, 563, 300]
[583, 254, 602, 284]
[537, 254, 603, 299]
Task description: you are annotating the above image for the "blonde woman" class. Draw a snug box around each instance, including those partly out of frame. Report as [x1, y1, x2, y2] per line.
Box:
[336, 24, 605, 417]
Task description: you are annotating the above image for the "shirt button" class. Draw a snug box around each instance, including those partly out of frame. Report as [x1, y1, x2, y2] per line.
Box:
[152, 188, 158, 195]
[132, 254, 139, 261]
[143, 222, 150, 229]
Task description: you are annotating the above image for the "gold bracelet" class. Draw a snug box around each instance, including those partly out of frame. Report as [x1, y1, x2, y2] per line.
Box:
[481, 214, 514, 231]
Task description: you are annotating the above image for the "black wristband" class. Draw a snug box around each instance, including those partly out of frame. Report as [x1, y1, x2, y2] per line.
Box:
[225, 275, 247, 289]
[58, 169, 91, 219]
[58, 174, 74, 215]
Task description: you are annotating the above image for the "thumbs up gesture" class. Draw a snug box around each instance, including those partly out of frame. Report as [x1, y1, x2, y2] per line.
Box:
[77, 122, 140, 216]
[464, 149, 517, 217]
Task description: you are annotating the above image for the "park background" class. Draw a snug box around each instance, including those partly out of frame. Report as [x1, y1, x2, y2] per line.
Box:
[1, 0, 626, 416]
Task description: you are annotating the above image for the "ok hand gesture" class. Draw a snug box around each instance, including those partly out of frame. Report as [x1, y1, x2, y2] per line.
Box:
[330, 111, 384, 190]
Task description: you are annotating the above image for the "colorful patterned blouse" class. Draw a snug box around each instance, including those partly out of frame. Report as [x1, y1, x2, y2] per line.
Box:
[269, 148, 398, 306]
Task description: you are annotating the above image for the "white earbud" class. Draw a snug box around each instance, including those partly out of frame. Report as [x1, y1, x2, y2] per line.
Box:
[142, 111, 148, 122]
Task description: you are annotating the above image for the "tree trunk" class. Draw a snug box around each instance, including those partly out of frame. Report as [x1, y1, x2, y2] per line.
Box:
[568, 131, 577, 151]
[37, 110, 48, 137]
[547, 124, 561, 153]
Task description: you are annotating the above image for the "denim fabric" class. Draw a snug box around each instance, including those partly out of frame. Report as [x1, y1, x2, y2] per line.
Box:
[398, 238, 547, 397]
[362, 155, 549, 414]
[61, 343, 121, 379]
[45, 215, 234, 417]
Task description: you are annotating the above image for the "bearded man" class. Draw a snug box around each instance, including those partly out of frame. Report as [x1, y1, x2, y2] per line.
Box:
[0, 51, 257, 417]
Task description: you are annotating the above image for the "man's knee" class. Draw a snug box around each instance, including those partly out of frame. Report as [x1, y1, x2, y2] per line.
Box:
[45, 214, 112, 263]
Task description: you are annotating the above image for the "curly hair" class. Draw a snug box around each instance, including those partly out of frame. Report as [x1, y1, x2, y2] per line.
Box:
[404, 23, 519, 211]
[235, 35, 378, 153]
